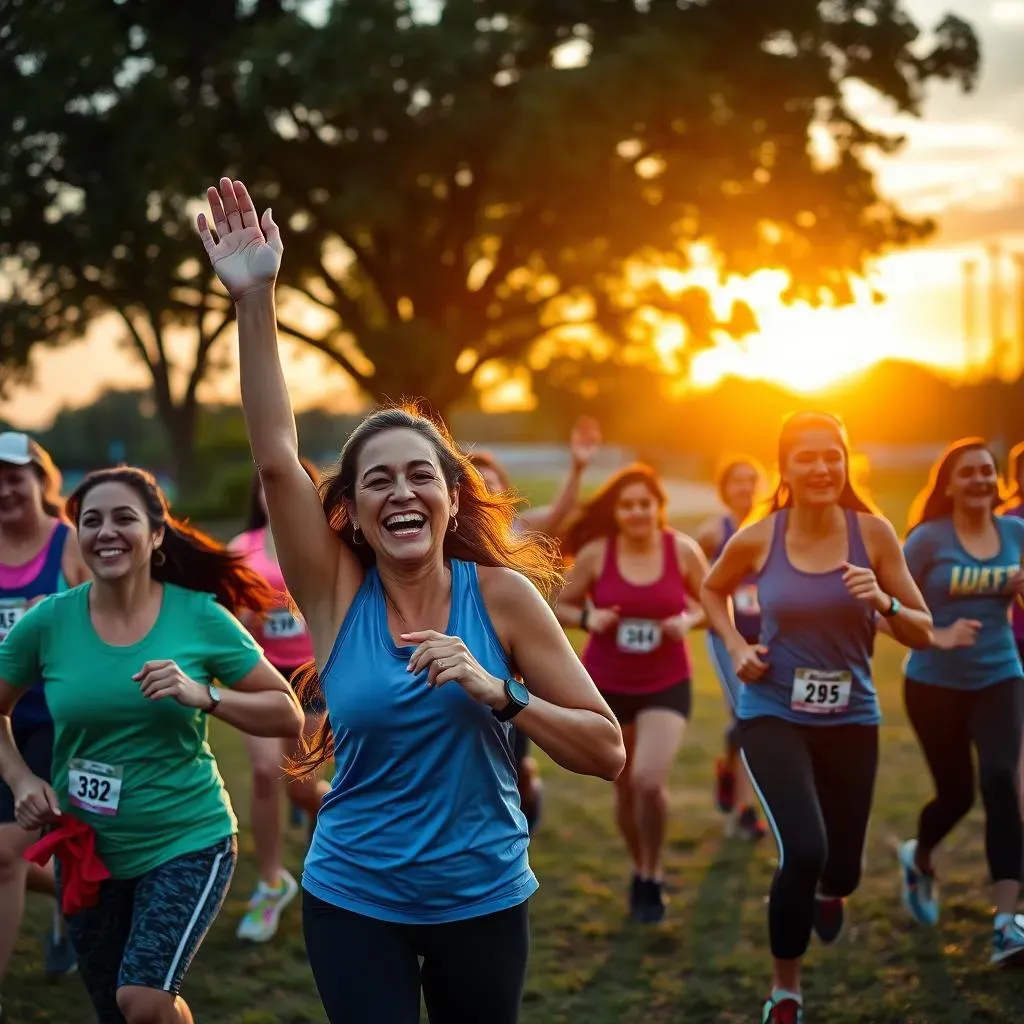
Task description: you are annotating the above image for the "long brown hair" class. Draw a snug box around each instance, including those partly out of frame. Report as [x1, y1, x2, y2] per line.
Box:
[999, 440, 1024, 512]
[288, 403, 562, 777]
[753, 411, 880, 520]
[67, 467, 277, 615]
[467, 450, 512, 492]
[562, 464, 666, 557]
[907, 438, 1002, 536]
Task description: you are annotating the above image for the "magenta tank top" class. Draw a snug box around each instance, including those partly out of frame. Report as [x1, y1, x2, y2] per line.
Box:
[582, 530, 691, 694]
[233, 528, 313, 670]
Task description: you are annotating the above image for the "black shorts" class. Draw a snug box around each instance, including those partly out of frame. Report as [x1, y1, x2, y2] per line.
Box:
[0, 722, 54, 824]
[279, 664, 327, 715]
[602, 681, 691, 727]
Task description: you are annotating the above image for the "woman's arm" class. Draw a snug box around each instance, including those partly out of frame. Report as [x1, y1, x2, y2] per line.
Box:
[674, 532, 709, 630]
[553, 542, 600, 631]
[485, 570, 625, 781]
[862, 517, 933, 649]
[695, 515, 725, 563]
[700, 521, 771, 680]
[198, 178, 361, 637]
[518, 462, 585, 537]
[134, 657, 303, 739]
[0, 682, 59, 827]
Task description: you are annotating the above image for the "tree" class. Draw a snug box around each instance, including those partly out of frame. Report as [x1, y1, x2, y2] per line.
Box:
[232, 0, 980, 410]
[0, 0, 282, 487]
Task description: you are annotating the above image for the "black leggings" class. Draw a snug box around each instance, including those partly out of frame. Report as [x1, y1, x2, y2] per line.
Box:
[740, 717, 878, 960]
[303, 890, 530, 1024]
[904, 676, 1023, 882]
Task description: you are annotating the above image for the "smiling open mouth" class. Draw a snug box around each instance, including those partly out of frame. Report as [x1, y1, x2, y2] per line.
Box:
[95, 548, 129, 561]
[383, 512, 427, 538]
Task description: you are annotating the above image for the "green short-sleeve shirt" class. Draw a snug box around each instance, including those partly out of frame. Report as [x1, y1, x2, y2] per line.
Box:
[0, 582, 262, 878]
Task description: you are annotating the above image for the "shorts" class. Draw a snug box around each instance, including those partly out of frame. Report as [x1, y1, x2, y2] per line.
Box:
[0, 722, 54, 824]
[601, 681, 691, 727]
[61, 835, 237, 1022]
[279, 664, 327, 715]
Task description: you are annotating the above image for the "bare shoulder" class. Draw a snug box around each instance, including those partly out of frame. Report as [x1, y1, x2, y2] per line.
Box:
[695, 514, 725, 556]
[735, 515, 774, 549]
[670, 529, 705, 562]
[477, 564, 544, 609]
[856, 512, 900, 561]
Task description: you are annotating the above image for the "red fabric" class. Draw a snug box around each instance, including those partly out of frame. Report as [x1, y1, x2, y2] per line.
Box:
[24, 815, 110, 916]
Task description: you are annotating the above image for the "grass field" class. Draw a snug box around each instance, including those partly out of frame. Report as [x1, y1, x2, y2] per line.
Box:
[7, 471, 1024, 1022]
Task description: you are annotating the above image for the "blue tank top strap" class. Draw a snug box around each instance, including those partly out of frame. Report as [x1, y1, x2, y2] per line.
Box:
[40, 522, 69, 582]
[845, 508, 870, 565]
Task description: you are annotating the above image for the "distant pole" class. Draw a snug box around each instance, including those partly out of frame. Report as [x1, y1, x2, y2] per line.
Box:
[963, 258, 978, 377]
[1014, 252, 1024, 380]
[988, 243, 1004, 378]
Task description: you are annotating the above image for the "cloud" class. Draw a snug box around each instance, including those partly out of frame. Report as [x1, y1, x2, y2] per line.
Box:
[991, 1, 1024, 25]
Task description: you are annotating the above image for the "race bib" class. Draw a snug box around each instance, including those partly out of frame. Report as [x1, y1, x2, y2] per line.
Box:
[790, 668, 852, 715]
[264, 609, 306, 640]
[616, 619, 662, 654]
[68, 759, 123, 817]
[0, 598, 27, 641]
[733, 585, 760, 616]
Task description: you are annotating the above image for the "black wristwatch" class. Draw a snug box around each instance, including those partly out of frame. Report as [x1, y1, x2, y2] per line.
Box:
[493, 678, 530, 722]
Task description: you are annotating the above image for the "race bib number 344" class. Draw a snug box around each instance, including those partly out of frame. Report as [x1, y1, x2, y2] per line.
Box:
[68, 759, 123, 817]
[790, 669, 852, 715]
[616, 619, 662, 654]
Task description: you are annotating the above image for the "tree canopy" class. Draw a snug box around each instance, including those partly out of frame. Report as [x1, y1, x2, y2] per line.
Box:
[0, 0, 981, 441]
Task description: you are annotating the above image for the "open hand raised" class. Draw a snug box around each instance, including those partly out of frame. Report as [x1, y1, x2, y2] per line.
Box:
[197, 178, 282, 300]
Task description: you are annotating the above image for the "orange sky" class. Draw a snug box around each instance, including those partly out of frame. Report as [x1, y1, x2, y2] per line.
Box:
[3, 0, 1023, 429]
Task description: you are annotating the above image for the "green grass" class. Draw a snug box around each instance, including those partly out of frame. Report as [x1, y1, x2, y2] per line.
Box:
[7, 477, 1024, 1022]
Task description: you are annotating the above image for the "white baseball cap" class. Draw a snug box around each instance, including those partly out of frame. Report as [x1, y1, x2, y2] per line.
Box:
[0, 432, 44, 467]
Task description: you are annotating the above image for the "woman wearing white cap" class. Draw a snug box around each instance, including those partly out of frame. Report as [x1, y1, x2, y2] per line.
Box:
[0, 433, 88, 1018]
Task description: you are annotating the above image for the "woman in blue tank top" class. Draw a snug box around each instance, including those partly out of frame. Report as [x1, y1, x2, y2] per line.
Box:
[886, 439, 1024, 965]
[198, 178, 625, 1024]
[0, 433, 88, 1007]
[701, 412, 931, 1024]
[697, 454, 768, 842]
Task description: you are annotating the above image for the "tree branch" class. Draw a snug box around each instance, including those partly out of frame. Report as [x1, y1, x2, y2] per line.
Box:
[314, 259, 371, 336]
[277, 320, 370, 387]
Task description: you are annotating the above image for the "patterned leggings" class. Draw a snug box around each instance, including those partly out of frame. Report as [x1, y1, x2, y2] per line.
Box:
[62, 835, 237, 1024]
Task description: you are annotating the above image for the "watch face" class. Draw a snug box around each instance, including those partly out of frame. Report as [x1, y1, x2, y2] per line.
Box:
[507, 679, 530, 707]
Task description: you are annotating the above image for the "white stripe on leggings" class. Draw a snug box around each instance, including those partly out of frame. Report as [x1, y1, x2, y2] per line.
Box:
[161, 845, 228, 991]
[740, 749, 784, 870]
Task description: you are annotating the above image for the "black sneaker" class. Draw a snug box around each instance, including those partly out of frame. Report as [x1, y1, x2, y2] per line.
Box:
[639, 879, 667, 924]
[813, 894, 845, 944]
[628, 874, 645, 920]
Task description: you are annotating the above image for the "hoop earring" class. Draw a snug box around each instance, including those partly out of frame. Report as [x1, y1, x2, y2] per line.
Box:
[152, 548, 166, 567]
[351, 525, 364, 546]
[448, 516, 458, 534]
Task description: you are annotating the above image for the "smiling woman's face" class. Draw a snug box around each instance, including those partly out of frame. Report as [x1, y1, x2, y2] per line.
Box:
[946, 448, 998, 513]
[77, 481, 163, 581]
[783, 428, 847, 508]
[351, 427, 457, 565]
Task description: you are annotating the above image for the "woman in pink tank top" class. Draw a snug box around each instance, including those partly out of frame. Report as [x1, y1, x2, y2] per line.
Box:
[229, 460, 328, 945]
[556, 464, 709, 924]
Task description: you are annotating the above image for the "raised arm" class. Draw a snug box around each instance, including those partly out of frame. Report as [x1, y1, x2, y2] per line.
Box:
[198, 178, 361, 637]
[519, 416, 601, 537]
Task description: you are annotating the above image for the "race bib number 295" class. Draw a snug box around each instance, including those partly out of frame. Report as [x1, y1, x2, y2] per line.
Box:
[790, 669, 852, 715]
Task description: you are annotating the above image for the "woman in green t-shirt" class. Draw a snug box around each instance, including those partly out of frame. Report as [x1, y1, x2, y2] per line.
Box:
[0, 467, 304, 1024]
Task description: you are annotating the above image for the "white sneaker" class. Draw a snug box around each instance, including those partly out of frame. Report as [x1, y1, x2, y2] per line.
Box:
[991, 914, 1024, 966]
[897, 839, 939, 927]
[236, 868, 299, 943]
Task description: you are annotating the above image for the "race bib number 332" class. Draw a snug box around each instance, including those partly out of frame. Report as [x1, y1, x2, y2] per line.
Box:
[68, 759, 123, 817]
[790, 669, 852, 715]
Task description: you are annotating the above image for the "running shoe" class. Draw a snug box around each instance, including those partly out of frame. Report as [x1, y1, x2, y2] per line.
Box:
[761, 996, 804, 1023]
[897, 838, 939, 926]
[813, 894, 845, 944]
[43, 925, 77, 978]
[991, 914, 1024, 966]
[628, 874, 644, 921]
[715, 756, 736, 814]
[638, 879, 667, 924]
[236, 868, 299, 943]
[288, 803, 304, 827]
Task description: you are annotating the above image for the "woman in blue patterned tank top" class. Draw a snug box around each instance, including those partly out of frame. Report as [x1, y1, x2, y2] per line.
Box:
[198, 178, 625, 1024]
[887, 439, 1024, 965]
[701, 412, 932, 1024]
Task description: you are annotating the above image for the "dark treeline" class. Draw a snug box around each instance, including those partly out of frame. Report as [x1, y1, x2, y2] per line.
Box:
[7, 358, 1019, 517]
